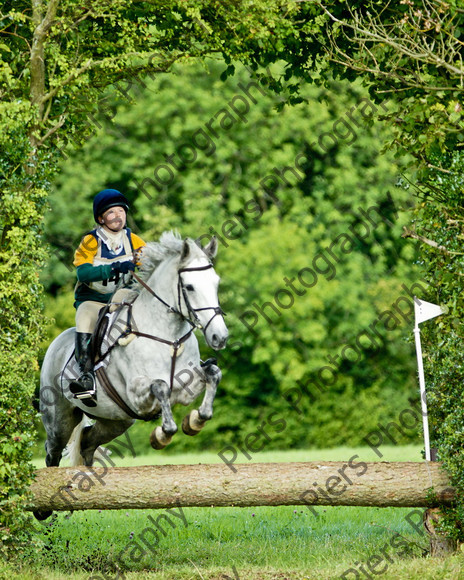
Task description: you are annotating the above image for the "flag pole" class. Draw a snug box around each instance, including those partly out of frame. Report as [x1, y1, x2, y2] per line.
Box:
[413, 297, 446, 462]
[413, 318, 431, 461]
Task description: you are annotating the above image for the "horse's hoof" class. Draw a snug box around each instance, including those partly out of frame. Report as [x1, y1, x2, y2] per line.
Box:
[182, 413, 199, 436]
[150, 425, 172, 449]
[182, 410, 206, 436]
[33, 510, 53, 521]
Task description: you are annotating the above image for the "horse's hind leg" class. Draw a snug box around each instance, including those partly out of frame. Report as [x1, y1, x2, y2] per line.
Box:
[80, 418, 133, 466]
[34, 403, 83, 521]
[182, 359, 222, 436]
[42, 404, 83, 467]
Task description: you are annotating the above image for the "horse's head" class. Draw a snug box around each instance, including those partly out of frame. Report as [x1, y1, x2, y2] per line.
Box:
[178, 237, 229, 350]
[138, 232, 229, 349]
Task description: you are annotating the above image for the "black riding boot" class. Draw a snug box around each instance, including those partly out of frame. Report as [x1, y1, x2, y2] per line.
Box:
[69, 332, 97, 407]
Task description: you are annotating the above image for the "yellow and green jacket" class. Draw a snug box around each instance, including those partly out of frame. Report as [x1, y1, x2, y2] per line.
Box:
[73, 227, 145, 308]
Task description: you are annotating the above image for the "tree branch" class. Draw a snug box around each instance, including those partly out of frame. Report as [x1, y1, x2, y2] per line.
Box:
[39, 51, 184, 107]
[402, 226, 464, 255]
[36, 114, 66, 146]
[30, 0, 60, 116]
[317, 1, 464, 88]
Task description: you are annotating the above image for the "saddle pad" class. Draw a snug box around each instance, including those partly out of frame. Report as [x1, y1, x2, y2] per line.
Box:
[94, 309, 119, 371]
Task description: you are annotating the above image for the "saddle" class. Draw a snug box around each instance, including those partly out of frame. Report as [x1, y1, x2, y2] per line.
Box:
[91, 301, 136, 367]
[87, 302, 165, 421]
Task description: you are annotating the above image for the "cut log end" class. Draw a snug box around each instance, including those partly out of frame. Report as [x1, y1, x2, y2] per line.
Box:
[424, 508, 458, 556]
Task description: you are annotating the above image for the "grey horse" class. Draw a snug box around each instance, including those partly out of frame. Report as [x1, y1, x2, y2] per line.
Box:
[38, 232, 228, 475]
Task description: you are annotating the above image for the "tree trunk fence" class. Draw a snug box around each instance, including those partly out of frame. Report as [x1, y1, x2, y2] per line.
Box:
[29, 461, 457, 554]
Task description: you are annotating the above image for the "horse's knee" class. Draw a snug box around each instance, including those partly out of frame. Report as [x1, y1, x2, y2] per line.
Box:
[202, 362, 222, 384]
[150, 379, 170, 401]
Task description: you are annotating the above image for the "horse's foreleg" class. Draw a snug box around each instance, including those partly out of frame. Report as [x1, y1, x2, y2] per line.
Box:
[149, 379, 177, 449]
[182, 360, 222, 436]
[197, 359, 222, 420]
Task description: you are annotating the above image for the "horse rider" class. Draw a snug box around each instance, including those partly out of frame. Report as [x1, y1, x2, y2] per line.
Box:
[70, 189, 146, 406]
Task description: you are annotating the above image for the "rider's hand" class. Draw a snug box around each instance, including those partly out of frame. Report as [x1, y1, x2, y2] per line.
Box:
[111, 261, 135, 274]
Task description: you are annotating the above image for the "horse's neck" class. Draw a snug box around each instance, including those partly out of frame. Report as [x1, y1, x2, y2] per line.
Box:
[131, 262, 188, 337]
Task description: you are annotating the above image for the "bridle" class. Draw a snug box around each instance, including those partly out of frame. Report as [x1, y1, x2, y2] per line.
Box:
[133, 263, 226, 333]
[98, 263, 226, 407]
[177, 264, 226, 333]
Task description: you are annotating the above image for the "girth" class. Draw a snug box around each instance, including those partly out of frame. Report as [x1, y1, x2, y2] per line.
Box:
[96, 367, 159, 421]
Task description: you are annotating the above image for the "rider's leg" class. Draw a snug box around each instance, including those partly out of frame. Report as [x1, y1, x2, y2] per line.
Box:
[110, 287, 134, 311]
[74, 331, 94, 387]
[70, 301, 104, 406]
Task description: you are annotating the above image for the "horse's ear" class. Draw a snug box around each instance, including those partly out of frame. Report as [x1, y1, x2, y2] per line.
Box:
[203, 236, 218, 260]
[180, 239, 191, 262]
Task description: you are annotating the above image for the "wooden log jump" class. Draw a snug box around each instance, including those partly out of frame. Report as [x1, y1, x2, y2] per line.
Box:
[29, 461, 454, 512]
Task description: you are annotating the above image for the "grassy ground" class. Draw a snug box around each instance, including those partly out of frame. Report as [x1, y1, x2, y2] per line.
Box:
[32, 443, 424, 468]
[4, 446, 462, 580]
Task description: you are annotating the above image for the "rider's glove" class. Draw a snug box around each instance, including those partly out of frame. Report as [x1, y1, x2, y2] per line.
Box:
[111, 261, 135, 274]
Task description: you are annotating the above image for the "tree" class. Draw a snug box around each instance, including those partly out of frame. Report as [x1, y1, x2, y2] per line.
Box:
[43, 61, 422, 454]
[0, 0, 318, 554]
[310, 0, 464, 544]
[312, 0, 464, 179]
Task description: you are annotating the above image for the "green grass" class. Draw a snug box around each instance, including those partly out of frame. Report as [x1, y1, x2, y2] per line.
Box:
[32, 443, 424, 469]
[5, 446, 461, 580]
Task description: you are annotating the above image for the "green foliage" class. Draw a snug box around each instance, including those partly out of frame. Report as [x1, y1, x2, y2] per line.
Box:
[408, 151, 464, 539]
[0, 120, 51, 556]
[41, 61, 424, 457]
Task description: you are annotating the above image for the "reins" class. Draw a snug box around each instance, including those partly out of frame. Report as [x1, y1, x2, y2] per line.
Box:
[93, 264, 225, 419]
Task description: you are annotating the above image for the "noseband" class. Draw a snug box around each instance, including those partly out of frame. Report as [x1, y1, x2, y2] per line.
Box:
[177, 264, 226, 333]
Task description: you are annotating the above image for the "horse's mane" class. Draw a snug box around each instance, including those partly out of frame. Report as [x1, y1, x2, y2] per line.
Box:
[140, 230, 185, 273]
[124, 230, 200, 299]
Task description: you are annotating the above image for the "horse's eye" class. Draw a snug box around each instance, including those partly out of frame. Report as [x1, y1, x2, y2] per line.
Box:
[185, 284, 194, 292]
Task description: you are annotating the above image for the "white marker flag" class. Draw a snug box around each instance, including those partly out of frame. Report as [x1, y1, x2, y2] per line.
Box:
[414, 298, 446, 326]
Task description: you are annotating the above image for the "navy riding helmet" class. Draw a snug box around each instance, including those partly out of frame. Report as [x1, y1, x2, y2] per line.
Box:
[93, 189, 130, 223]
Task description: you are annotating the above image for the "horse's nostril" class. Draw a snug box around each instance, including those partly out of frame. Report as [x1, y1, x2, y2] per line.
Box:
[212, 334, 218, 344]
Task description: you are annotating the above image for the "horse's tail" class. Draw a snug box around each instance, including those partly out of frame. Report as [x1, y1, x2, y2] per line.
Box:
[63, 417, 89, 466]
[62, 417, 110, 466]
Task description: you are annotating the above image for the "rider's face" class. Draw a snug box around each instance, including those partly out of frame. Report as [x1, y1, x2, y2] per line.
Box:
[99, 206, 126, 232]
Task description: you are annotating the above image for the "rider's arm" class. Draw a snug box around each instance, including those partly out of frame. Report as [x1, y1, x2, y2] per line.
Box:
[73, 233, 113, 282]
[76, 262, 113, 283]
